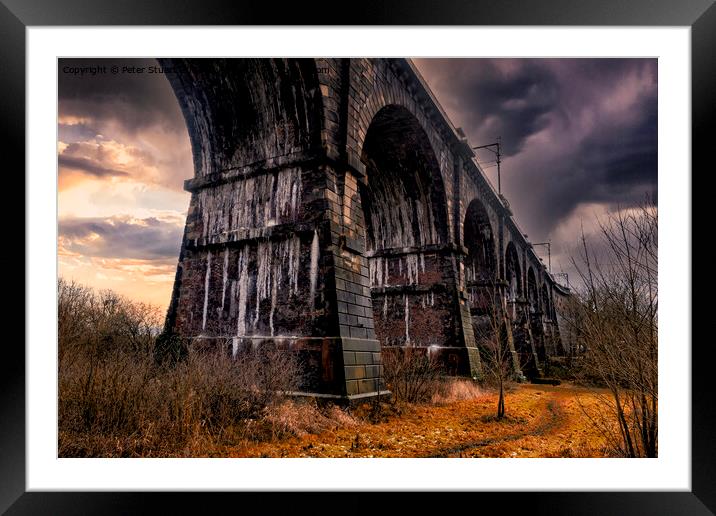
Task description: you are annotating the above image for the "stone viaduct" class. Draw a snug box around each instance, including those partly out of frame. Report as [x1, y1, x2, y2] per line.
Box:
[160, 58, 570, 401]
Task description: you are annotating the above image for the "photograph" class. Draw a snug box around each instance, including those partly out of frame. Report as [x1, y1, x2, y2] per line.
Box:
[57, 57, 658, 459]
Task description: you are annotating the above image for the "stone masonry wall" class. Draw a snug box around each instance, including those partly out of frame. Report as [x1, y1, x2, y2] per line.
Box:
[162, 57, 567, 399]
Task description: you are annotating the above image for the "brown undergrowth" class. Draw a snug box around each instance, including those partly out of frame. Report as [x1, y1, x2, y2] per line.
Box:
[60, 359, 610, 458]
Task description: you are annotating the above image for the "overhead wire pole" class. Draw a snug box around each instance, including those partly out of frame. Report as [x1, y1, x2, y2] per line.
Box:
[473, 137, 502, 194]
[474, 139, 553, 279]
[532, 242, 551, 273]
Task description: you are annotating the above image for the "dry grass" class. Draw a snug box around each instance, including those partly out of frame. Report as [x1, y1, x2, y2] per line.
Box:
[430, 378, 486, 405]
[262, 399, 358, 439]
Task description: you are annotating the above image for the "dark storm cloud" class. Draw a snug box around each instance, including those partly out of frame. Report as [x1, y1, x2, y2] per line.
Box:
[581, 101, 657, 189]
[58, 58, 184, 132]
[58, 58, 657, 259]
[427, 59, 563, 156]
[414, 58, 657, 239]
[59, 216, 183, 260]
[512, 91, 658, 234]
[58, 154, 129, 179]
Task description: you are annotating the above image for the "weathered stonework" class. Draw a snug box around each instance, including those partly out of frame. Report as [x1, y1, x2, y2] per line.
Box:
[160, 58, 570, 401]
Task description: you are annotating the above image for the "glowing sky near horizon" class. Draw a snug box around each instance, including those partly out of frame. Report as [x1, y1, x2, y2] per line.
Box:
[58, 58, 657, 309]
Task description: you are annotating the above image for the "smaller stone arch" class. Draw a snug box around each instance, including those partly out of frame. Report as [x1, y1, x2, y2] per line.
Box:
[527, 267, 538, 313]
[463, 199, 497, 284]
[505, 242, 523, 302]
[541, 283, 552, 320]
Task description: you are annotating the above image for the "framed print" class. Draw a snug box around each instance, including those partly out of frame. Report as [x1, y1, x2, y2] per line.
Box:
[3, 0, 712, 513]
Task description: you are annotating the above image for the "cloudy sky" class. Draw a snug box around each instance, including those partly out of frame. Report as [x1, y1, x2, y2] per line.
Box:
[58, 58, 657, 308]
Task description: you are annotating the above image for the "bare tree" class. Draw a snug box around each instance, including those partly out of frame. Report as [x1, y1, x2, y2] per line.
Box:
[569, 202, 658, 457]
[473, 279, 516, 419]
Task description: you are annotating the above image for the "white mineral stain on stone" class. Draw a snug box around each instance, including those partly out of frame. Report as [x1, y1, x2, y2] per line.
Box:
[269, 261, 280, 337]
[404, 294, 410, 344]
[221, 248, 229, 312]
[197, 167, 302, 238]
[254, 240, 272, 326]
[236, 247, 248, 337]
[241, 235, 302, 334]
[202, 250, 211, 331]
[287, 235, 300, 296]
[369, 256, 384, 287]
[309, 230, 320, 311]
[406, 254, 419, 285]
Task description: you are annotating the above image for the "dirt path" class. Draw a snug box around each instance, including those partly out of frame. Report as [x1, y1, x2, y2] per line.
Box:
[222, 382, 609, 458]
[427, 397, 565, 458]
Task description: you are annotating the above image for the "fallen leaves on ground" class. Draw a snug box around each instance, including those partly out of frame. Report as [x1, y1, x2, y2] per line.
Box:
[217, 382, 612, 458]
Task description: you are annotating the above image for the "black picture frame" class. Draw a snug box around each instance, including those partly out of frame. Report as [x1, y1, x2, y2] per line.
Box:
[2, 1, 710, 513]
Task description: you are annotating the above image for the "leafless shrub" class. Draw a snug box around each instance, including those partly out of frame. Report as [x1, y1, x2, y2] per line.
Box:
[58, 278, 306, 457]
[381, 347, 442, 403]
[568, 202, 658, 457]
[58, 278, 161, 362]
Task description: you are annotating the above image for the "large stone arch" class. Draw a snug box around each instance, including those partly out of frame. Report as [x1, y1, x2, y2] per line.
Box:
[348, 62, 453, 200]
[360, 104, 449, 251]
[358, 104, 478, 376]
[163, 58, 323, 178]
[463, 198, 502, 376]
[463, 198, 497, 343]
[161, 58, 353, 396]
